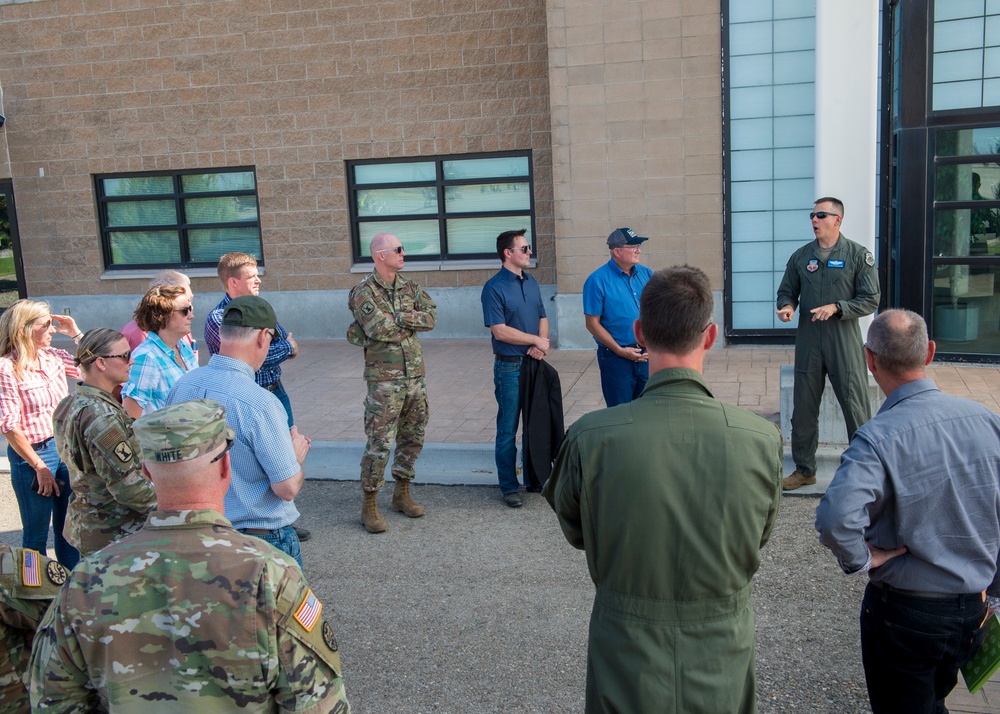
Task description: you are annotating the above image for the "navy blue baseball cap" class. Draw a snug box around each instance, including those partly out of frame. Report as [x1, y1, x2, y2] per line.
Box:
[607, 228, 648, 248]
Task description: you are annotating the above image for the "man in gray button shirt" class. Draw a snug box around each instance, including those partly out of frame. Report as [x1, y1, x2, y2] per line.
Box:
[816, 309, 1000, 714]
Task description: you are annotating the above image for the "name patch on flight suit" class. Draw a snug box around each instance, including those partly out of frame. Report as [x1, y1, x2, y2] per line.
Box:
[827, 260, 845, 268]
[806, 260, 819, 273]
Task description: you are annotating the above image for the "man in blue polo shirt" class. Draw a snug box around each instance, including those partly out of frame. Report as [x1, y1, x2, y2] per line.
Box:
[481, 228, 549, 508]
[583, 227, 654, 406]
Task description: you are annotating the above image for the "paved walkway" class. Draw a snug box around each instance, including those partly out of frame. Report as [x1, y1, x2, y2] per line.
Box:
[284, 337, 1000, 713]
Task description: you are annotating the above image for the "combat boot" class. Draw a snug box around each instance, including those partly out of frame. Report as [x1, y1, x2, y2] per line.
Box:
[391, 479, 426, 518]
[361, 491, 387, 533]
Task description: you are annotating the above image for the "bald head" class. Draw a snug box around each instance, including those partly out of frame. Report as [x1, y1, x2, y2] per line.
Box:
[866, 309, 930, 376]
[370, 233, 397, 254]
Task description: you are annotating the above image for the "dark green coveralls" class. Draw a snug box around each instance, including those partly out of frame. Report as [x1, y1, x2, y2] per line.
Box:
[776, 233, 880, 477]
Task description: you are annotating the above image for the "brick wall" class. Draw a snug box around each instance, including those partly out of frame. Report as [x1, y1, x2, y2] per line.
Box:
[0, 0, 554, 297]
[547, 0, 722, 293]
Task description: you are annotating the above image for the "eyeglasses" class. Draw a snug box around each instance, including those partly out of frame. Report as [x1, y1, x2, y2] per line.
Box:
[809, 211, 841, 220]
[32, 320, 52, 330]
[174, 305, 194, 316]
[617, 244, 641, 252]
[210, 437, 234, 463]
[376, 246, 404, 254]
[262, 328, 279, 344]
[864, 343, 878, 357]
[100, 351, 131, 362]
[512, 245, 531, 254]
[702, 321, 714, 332]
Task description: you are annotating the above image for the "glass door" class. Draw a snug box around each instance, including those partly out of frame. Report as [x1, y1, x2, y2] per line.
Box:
[0, 179, 25, 311]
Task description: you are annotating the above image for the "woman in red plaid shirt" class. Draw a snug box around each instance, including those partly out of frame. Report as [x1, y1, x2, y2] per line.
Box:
[0, 300, 83, 569]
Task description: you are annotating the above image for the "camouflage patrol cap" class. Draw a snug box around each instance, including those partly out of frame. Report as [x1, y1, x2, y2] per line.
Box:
[222, 295, 277, 330]
[132, 399, 235, 463]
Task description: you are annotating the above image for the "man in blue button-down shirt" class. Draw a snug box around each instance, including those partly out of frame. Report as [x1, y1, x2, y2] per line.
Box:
[816, 309, 1000, 714]
[582, 228, 653, 407]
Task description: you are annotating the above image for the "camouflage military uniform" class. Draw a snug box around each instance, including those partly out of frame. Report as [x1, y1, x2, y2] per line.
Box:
[53, 383, 157, 556]
[29, 509, 349, 713]
[348, 271, 436, 492]
[0, 543, 67, 714]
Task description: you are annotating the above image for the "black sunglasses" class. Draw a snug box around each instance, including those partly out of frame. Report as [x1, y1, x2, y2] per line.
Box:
[264, 328, 279, 344]
[511, 245, 531, 254]
[376, 246, 404, 254]
[174, 305, 194, 316]
[809, 211, 840, 220]
[210, 437, 234, 463]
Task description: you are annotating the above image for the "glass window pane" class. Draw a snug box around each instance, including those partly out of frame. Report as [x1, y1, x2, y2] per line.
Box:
[985, 77, 1000, 105]
[729, 22, 772, 56]
[354, 162, 436, 185]
[773, 115, 814, 147]
[106, 200, 176, 227]
[102, 176, 173, 197]
[357, 188, 439, 217]
[358, 220, 441, 257]
[729, 0, 771, 24]
[731, 86, 773, 119]
[184, 196, 258, 224]
[932, 208, 1000, 255]
[774, 0, 814, 20]
[775, 211, 807, 238]
[109, 231, 181, 265]
[773, 178, 814, 210]
[731, 211, 773, 242]
[188, 227, 263, 263]
[932, 264, 1000, 355]
[987, 15, 1000, 46]
[938, 126, 1000, 156]
[732, 242, 773, 272]
[445, 217, 531, 255]
[731, 149, 773, 181]
[773, 147, 813, 179]
[731, 181, 773, 211]
[986, 47, 1000, 77]
[732, 301, 780, 329]
[989, 0, 1000, 14]
[730, 54, 773, 88]
[773, 50, 815, 84]
[935, 18, 986, 52]
[445, 183, 530, 213]
[933, 49, 985, 83]
[935, 0, 986, 22]
[774, 83, 813, 116]
[443, 157, 529, 180]
[732, 272, 774, 302]
[730, 118, 774, 150]
[934, 162, 1000, 200]
[933, 79, 984, 110]
[773, 18, 815, 52]
[181, 171, 255, 193]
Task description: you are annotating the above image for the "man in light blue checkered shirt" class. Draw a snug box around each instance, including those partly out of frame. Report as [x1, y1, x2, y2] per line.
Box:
[167, 296, 311, 569]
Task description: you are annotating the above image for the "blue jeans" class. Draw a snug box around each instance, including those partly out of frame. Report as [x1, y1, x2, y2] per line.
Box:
[8, 441, 79, 569]
[493, 358, 523, 495]
[272, 382, 294, 428]
[239, 525, 302, 570]
[860, 582, 987, 714]
[597, 345, 648, 407]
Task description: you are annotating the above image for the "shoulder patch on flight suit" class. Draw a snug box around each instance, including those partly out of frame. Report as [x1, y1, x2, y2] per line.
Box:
[865, 252, 875, 266]
[46, 560, 68, 586]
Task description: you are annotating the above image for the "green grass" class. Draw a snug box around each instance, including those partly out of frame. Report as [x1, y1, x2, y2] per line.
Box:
[0, 256, 12, 276]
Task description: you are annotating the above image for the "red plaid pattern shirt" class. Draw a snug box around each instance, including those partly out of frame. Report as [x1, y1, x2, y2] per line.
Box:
[0, 348, 79, 443]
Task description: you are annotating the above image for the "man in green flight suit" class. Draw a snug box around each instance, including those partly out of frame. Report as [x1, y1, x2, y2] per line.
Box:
[0, 544, 67, 714]
[348, 232, 436, 533]
[544, 265, 782, 714]
[776, 197, 880, 490]
[29, 399, 350, 713]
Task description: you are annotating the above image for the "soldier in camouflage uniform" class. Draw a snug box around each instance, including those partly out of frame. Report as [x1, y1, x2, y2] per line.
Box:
[53, 329, 157, 556]
[29, 399, 350, 713]
[0, 543, 67, 714]
[347, 232, 436, 533]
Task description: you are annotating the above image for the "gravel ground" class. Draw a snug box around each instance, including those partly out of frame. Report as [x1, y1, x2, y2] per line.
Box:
[0, 478, 870, 713]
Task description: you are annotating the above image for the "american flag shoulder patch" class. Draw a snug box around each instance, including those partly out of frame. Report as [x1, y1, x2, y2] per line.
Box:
[294, 589, 323, 632]
[22, 549, 41, 587]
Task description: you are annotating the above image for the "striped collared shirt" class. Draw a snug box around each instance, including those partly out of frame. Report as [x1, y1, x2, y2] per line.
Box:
[0, 348, 79, 443]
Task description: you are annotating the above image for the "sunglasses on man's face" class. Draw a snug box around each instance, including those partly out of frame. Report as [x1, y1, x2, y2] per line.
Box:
[376, 246, 404, 254]
[809, 211, 840, 220]
[512, 245, 531, 254]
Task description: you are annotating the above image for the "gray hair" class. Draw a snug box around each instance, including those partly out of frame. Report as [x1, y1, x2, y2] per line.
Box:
[866, 309, 928, 374]
[149, 269, 191, 290]
[219, 324, 260, 344]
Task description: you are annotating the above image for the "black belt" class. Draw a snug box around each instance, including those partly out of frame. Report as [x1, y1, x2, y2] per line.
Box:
[30, 437, 54, 450]
[241, 528, 277, 535]
[871, 580, 983, 603]
[494, 355, 523, 363]
[264, 381, 281, 393]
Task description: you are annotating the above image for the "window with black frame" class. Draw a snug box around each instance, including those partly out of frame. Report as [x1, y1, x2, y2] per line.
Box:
[95, 168, 263, 270]
[348, 152, 535, 263]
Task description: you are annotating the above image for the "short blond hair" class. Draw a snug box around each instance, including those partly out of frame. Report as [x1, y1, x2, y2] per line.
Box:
[217, 253, 258, 287]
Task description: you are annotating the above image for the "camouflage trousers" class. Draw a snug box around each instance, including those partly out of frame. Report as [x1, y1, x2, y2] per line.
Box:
[361, 377, 428, 492]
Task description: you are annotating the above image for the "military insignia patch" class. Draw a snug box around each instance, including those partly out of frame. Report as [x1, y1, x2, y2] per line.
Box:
[361, 301, 376, 316]
[806, 259, 820, 273]
[865, 252, 875, 266]
[46, 560, 68, 586]
[22, 550, 41, 586]
[322, 620, 339, 651]
[113, 440, 134, 463]
[294, 589, 323, 632]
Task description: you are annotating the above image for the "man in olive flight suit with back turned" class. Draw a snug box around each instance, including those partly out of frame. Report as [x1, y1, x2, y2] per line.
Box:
[777, 196, 880, 490]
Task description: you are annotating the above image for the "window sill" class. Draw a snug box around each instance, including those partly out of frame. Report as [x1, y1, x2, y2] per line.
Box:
[100, 267, 265, 281]
[349, 259, 533, 274]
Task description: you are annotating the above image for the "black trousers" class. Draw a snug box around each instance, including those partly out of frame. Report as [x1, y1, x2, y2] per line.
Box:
[860, 582, 988, 714]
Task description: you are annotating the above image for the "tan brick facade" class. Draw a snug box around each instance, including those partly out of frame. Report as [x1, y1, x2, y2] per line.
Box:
[0, 0, 555, 296]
